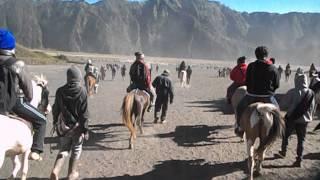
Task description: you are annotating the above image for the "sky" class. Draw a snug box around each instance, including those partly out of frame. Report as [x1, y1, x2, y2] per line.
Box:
[85, 0, 320, 14]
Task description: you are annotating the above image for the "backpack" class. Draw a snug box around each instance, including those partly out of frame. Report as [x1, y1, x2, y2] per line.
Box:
[130, 62, 146, 83]
[0, 58, 17, 114]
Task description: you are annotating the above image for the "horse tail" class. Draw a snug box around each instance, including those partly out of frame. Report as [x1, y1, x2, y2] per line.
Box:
[121, 92, 136, 139]
[256, 105, 285, 155]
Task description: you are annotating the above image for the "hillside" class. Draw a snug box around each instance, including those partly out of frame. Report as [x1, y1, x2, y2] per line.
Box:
[0, 0, 319, 64]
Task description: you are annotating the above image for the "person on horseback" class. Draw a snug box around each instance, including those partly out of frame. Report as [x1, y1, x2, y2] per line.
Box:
[278, 71, 315, 167]
[309, 71, 320, 91]
[84, 59, 93, 74]
[128, 52, 156, 112]
[0, 28, 47, 161]
[309, 63, 317, 78]
[186, 65, 192, 85]
[178, 60, 186, 78]
[152, 69, 174, 124]
[51, 66, 89, 180]
[227, 56, 247, 104]
[235, 46, 280, 137]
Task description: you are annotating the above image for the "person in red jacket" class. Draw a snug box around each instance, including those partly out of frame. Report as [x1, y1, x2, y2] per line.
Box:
[226, 56, 247, 104]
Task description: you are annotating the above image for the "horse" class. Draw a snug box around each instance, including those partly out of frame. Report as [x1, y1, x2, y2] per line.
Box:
[121, 89, 150, 149]
[240, 103, 285, 179]
[85, 73, 97, 96]
[231, 86, 247, 113]
[179, 70, 187, 88]
[0, 74, 51, 180]
[285, 68, 291, 82]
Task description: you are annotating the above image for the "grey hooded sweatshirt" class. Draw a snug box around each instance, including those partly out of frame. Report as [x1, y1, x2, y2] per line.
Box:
[286, 74, 315, 124]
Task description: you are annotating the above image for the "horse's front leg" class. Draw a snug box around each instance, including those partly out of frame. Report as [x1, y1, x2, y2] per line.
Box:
[21, 150, 30, 180]
[10, 155, 21, 179]
[246, 139, 255, 180]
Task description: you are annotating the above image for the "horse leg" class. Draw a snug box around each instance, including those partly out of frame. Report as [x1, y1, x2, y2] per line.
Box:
[254, 149, 266, 176]
[246, 139, 255, 180]
[10, 155, 21, 179]
[21, 150, 30, 180]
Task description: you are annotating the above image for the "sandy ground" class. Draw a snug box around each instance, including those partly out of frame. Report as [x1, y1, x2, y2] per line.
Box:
[1, 62, 320, 180]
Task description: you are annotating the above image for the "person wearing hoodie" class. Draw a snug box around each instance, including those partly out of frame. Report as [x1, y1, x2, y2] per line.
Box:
[51, 66, 89, 180]
[278, 71, 315, 167]
[0, 28, 47, 161]
[152, 69, 174, 124]
[226, 56, 247, 104]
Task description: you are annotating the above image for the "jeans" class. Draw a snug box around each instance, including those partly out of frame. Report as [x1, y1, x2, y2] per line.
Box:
[12, 98, 47, 153]
[281, 122, 308, 160]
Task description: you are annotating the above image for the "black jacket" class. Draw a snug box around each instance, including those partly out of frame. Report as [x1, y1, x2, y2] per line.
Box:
[246, 60, 280, 95]
[129, 60, 147, 89]
[152, 73, 174, 101]
[52, 82, 89, 133]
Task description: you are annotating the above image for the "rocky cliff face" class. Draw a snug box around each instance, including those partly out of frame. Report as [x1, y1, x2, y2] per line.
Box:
[0, 0, 319, 64]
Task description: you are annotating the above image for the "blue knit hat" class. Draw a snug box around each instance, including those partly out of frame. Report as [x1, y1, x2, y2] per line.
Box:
[0, 28, 15, 50]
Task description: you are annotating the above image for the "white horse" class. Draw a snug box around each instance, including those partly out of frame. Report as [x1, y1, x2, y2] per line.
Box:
[179, 70, 187, 88]
[0, 74, 51, 180]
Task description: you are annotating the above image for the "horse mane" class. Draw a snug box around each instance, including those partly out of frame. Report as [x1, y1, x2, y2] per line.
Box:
[255, 103, 285, 155]
[33, 74, 48, 87]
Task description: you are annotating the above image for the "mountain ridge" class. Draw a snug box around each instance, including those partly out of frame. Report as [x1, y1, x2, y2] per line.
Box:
[0, 0, 319, 64]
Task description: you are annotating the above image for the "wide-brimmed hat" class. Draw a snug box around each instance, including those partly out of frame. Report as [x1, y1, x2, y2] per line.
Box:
[163, 69, 170, 75]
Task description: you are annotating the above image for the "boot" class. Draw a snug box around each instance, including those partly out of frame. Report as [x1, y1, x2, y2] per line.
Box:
[68, 158, 80, 180]
[50, 155, 66, 180]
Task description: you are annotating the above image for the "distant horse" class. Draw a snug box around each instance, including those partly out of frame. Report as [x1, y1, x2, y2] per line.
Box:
[0, 75, 51, 180]
[121, 89, 150, 149]
[285, 68, 291, 82]
[85, 73, 96, 96]
[179, 70, 187, 88]
[240, 103, 284, 180]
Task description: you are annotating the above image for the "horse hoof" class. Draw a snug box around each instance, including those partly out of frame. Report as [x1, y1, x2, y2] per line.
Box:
[129, 144, 133, 149]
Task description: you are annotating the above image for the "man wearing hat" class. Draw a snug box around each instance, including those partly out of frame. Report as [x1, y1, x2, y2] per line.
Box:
[51, 65, 89, 179]
[128, 52, 156, 112]
[152, 69, 174, 123]
[0, 28, 47, 160]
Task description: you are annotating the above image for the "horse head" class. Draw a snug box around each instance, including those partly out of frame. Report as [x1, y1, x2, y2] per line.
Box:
[31, 74, 51, 115]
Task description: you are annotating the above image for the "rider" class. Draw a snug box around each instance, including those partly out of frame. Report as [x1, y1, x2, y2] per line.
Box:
[235, 46, 280, 136]
[0, 28, 47, 160]
[178, 61, 186, 78]
[226, 56, 247, 104]
[128, 52, 156, 112]
[84, 59, 93, 74]
[309, 63, 317, 78]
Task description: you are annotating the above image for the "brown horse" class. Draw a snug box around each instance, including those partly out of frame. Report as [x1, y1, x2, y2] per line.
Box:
[121, 89, 150, 149]
[85, 74, 96, 96]
[240, 103, 285, 180]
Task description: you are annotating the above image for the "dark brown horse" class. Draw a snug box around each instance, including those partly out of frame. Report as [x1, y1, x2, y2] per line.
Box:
[121, 89, 150, 149]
